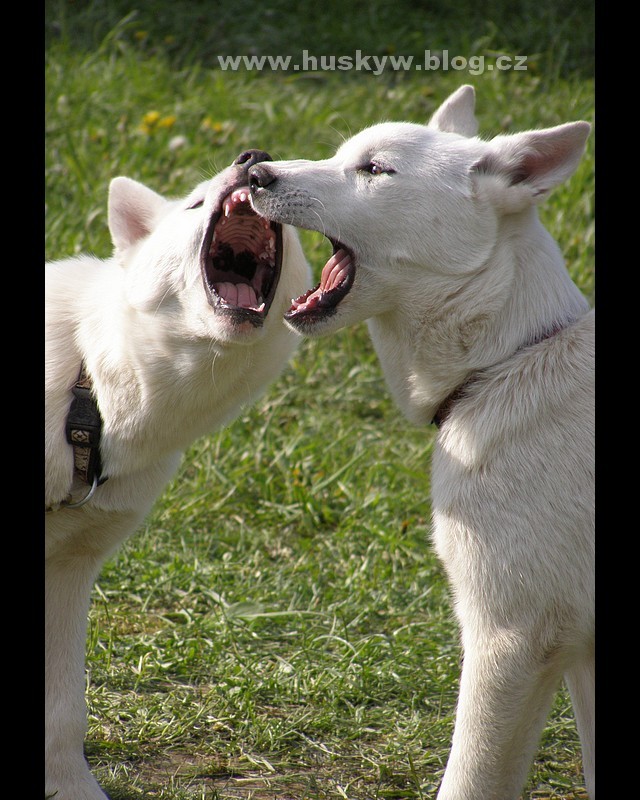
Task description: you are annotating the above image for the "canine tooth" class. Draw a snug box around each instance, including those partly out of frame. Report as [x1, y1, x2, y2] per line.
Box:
[240, 192, 247, 202]
[224, 202, 231, 217]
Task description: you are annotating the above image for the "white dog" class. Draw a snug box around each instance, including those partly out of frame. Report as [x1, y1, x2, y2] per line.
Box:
[45, 150, 310, 800]
[249, 86, 594, 799]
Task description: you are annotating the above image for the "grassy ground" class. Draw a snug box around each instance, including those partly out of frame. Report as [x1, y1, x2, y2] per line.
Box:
[46, 3, 594, 798]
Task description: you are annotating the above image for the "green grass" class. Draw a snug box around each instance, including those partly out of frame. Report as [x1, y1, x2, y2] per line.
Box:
[46, 3, 594, 798]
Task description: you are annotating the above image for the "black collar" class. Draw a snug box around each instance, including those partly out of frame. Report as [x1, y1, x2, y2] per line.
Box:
[65, 363, 108, 487]
[432, 382, 471, 428]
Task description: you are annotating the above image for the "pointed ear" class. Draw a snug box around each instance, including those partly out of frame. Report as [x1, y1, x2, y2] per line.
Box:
[427, 84, 478, 137]
[108, 177, 168, 253]
[471, 121, 591, 211]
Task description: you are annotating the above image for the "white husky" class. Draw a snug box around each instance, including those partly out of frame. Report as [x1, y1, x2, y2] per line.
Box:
[45, 150, 310, 800]
[249, 87, 595, 799]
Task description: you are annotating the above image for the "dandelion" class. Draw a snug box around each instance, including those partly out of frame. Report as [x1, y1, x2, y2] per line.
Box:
[157, 115, 177, 129]
[139, 111, 177, 136]
[201, 117, 225, 133]
[139, 110, 161, 134]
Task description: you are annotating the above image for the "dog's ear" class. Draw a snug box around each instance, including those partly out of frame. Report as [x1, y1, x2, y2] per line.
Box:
[471, 122, 591, 211]
[427, 85, 478, 137]
[108, 177, 168, 253]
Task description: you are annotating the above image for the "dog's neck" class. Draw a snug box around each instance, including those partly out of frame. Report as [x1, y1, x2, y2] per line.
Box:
[367, 215, 590, 428]
[430, 321, 567, 427]
[67, 272, 291, 479]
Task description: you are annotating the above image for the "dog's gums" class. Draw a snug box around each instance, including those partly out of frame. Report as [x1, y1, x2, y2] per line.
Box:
[202, 186, 282, 320]
[285, 241, 355, 321]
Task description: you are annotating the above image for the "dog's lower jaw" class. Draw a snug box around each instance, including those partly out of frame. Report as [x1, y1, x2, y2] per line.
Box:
[283, 306, 339, 337]
[208, 309, 271, 344]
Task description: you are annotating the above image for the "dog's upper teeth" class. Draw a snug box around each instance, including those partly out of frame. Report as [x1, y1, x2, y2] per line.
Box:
[258, 238, 276, 261]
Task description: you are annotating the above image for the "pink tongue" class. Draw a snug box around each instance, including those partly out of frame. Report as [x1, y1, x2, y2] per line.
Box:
[320, 248, 351, 290]
[215, 281, 260, 308]
[289, 248, 352, 312]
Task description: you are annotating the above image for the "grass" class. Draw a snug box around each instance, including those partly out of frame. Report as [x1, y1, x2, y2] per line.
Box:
[46, 3, 594, 798]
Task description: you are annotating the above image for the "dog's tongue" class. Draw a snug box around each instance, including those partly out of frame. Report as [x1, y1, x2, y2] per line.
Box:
[215, 281, 263, 310]
[320, 249, 351, 291]
[289, 248, 352, 312]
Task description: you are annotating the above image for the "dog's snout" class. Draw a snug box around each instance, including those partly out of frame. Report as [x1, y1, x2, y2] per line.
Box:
[249, 163, 277, 193]
[233, 149, 273, 169]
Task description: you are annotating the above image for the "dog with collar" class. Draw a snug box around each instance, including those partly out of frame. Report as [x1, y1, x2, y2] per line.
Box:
[248, 87, 595, 798]
[45, 150, 310, 800]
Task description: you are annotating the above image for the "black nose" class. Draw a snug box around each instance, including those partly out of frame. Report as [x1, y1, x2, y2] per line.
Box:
[249, 163, 277, 192]
[233, 149, 272, 169]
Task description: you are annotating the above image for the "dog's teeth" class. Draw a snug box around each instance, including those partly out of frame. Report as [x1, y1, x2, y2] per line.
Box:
[224, 202, 231, 217]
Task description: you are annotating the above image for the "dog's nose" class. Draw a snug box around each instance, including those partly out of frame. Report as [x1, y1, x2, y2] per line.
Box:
[233, 149, 272, 169]
[248, 163, 277, 193]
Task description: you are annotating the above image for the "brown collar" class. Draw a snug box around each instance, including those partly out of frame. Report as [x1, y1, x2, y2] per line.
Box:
[432, 382, 472, 428]
[431, 323, 566, 428]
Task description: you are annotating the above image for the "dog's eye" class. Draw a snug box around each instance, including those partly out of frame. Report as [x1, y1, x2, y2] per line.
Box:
[361, 162, 395, 176]
[187, 199, 204, 209]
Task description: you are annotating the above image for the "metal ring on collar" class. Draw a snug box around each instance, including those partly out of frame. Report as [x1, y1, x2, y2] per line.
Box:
[63, 475, 99, 509]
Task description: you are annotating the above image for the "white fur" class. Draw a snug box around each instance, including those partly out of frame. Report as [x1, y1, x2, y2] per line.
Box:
[45, 160, 310, 800]
[250, 85, 595, 799]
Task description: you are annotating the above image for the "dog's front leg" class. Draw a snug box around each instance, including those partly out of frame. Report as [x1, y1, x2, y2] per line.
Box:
[45, 550, 109, 800]
[436, 630, 565, 800]
[565, 654, 595, 797]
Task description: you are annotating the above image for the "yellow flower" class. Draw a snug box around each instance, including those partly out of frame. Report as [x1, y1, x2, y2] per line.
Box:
[157, 115, 177, 129]
[143, 110, 161, 126]
[139, 111, 168, 135]
[201, 117, 224, 132]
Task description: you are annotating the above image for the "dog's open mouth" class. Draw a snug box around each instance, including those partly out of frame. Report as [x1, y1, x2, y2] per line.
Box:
[284, 239, 355, 322]
[202, 187, 282, 324]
